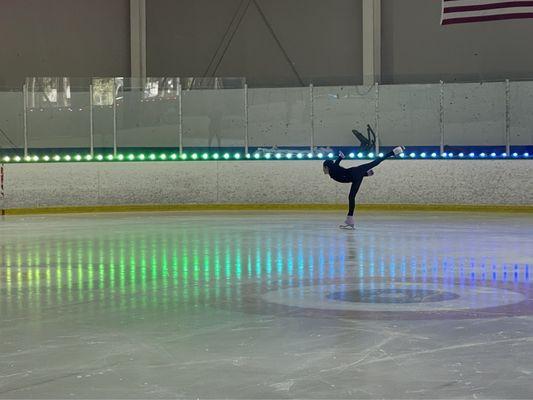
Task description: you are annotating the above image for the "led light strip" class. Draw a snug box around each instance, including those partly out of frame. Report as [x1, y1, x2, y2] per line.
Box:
[0, 151, 530, 163]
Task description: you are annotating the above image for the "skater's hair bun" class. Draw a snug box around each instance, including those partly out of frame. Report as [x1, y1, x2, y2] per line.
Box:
[323, 159, 334, 168]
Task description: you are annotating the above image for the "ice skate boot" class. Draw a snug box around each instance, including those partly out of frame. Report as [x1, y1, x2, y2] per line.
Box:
[339, 216, 355, 230]
[393, 146, 405, 156]
[366, 169, 375, 177]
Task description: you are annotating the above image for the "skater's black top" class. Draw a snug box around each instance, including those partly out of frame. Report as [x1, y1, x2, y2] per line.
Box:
[326, 157, 352, 183]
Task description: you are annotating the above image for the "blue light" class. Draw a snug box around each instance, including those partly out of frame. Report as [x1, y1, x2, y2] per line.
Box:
[490, 152, 496, 157]
[275, 153, 282, 159]
[469, 152, 475, 158]
[458, 152, 464, 158]
[448, 152, 454, 158]
[357, 152, 363, 158]
[349, 152, 355, 158]
[501, 153, 507, 157]
[524, 152, 530, 157]
[327, 152, 334, 158]
[431, 152, 437, 158]
[286, 153, 292, 159]
[512, 152, 518, 157]
[317, 153, 324, 158]
[480, 152, 486, 158]
[368, 152, 374, 158]
[399, 153, 405, 158]
[441, 152, 447, 158]
[378, 152, 384, 158]
[420, 152, 426, 158]
[409, 152, 416, 158]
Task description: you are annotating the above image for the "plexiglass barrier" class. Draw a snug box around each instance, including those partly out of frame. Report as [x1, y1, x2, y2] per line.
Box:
[1, 77, 532, 160]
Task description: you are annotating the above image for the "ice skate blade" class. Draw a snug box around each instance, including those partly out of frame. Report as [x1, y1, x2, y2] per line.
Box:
[339, 224, 356, 231]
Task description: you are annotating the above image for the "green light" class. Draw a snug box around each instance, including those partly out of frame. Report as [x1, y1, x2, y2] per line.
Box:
[212, 153, 219, 159]
[160, 154, 167, 160]
[254, 153, 260, 159]
[245, 153, 251, 159]
[32, 155, 39, 161]
[2, 156, 10, 162]
[180, 153, 187, 160]
[117, 154, 124, 161]
[149, 153, 156, 160]
[265, 153, 271, 159]
[170, 153, 177, 160]
[223, 153, 230, 159]
[138, 154, 145, 160]
[64, 155, 72, 161]
[106, 154, 114, 161]
[14, 156, 21, 162]
[234, 153, 241, 159]
[202, 153, 209, 160]
[191, 153, 198, 160]
[74, 154, 82, 161]
[96, 155, 103, 161]
[85, 155, 92, 161]
[24, 156, 31, 162]
[127, 154, 135, 160]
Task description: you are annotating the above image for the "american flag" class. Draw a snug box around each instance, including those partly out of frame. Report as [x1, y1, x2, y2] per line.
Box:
[441, 0, 533, 24]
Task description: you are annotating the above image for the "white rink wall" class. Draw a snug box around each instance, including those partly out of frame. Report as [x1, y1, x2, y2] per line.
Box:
[1, 160, 532, 210]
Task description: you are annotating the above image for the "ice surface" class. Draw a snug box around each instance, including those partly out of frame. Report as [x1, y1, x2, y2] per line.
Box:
[0, 211, 532, 399]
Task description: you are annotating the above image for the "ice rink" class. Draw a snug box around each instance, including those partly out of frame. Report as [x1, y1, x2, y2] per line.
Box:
[1, 210, 532, 399]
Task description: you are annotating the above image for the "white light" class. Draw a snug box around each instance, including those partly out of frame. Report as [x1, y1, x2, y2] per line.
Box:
[170, 153, 177, 160]
[75, 154, 82, 161]
[64, 155, 71, 161]
[349, 152, 355, 158]
[368, 152, 374, 158]
[524, 152, 529, 157]
[378, 152, 384, 158]
[490, 152, 496, 157]
[420, 152, 426, 158]
[32, 155, 39, 161]
[448, 152, 454, 157]
[357, 152, 363, 158]
[480, 153, 486, 158]
[191, 153, 198, 160]
[409, 152, 416, 158]
[254, 153, 260, 159]
[275, 153, 282, 159]
[85, 155, 92, 161]
[296, 153, 303, 159]
[286, 153, 292, 159]
[512, 152, 518, 157]
[213, 153, 219, 159]
[327, 152, 334, 158]
[234, 153, 241, 159]
[14, 156, 21, 162]
[245, 153, 251, 159]
[202, 153, 208, 160]
[24, 156, 31, 162]
[117, 154, 124, 160]
[502, 153, 507, 157]
[458, 152, 464, 157]
[265, 153, 271, 159]
[180, 154, 187, 160]
[2, 156, 10, 162]
[317, 153, 323, 158]
[441, 153, 447, 158]
[431, 153, 437, 158]
[96, 155, 103, 161]
[469, 152, 475, 158]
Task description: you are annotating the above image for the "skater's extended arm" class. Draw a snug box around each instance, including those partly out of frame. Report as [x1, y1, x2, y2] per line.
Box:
[334, 156, 343, 166]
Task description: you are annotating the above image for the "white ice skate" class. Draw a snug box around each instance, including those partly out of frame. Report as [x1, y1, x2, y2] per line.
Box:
[339, 216, 355, 230]
[393, 146, 405, 156]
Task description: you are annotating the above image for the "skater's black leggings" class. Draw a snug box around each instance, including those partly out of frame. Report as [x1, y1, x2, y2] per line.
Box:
[347, 150, 395, 216]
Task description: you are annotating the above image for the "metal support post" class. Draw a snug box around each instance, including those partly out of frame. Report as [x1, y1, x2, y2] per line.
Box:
[439, 80, 445, 155]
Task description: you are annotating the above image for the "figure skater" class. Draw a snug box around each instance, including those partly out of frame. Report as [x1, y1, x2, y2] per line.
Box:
[323, 146, 405, 229]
